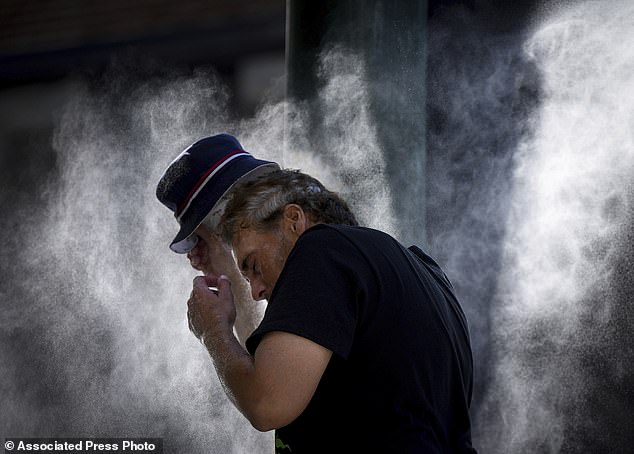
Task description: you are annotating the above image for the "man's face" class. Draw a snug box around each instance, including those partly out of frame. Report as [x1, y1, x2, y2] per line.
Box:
[188, 224, 234, 278]
[233, 224, 297, 301]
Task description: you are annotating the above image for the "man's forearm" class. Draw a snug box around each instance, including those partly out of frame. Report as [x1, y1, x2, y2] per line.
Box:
[224, 268, 265, 346]
[201, 322, 259, 421]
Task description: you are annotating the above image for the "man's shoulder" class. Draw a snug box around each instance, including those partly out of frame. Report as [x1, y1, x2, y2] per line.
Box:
[301, 223, 392, 243]
[295, 224, 357, 254]
[295, 224, 402, 266]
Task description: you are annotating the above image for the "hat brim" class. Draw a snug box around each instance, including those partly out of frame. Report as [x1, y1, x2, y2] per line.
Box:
[169, 161, 279, 253]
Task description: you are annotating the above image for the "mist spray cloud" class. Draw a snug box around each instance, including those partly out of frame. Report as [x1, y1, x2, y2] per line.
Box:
[480, 1, 634, 452]
[1, 69, 270, 451]
[1, 46, 394, 451]
[425, 1, 633, 452]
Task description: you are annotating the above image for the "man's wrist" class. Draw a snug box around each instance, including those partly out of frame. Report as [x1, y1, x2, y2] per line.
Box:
[201, 319, 235, 350]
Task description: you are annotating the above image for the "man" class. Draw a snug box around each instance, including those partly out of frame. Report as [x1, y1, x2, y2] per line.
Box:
[157, 135, 477, 453]
[156, 133, 280, 344]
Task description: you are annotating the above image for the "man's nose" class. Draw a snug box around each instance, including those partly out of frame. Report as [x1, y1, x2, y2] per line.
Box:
[250, 279, 267, 301]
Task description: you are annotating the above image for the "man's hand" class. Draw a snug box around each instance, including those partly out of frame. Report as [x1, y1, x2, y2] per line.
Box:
[186, 224, 265, 348]
[187, 274, 236, 343]
[187, 225, 235, 277]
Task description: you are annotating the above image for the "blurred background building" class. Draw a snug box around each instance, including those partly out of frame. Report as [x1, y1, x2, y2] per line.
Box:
[0, 1, 286, 205]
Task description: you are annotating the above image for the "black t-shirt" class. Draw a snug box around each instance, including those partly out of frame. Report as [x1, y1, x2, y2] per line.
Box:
[246, 224, 477, 454]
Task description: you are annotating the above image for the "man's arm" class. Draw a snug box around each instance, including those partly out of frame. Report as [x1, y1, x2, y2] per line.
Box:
[188, 275, 332, 431]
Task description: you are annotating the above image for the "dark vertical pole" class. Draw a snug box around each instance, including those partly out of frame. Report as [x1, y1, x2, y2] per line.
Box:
[286, 0, 428, 247]
[284, 0, 336, 166]
[285, 1, 334, 102]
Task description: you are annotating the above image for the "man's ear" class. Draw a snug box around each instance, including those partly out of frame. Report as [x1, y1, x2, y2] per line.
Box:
[282, 204, 307, 236]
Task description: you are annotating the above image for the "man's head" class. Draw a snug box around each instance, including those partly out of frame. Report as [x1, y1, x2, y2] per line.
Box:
[155, 133, 279, 253]
[213, 169, 357, 300]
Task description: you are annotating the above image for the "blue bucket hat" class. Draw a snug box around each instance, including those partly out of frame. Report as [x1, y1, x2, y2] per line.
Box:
[156, 133, 280, 253]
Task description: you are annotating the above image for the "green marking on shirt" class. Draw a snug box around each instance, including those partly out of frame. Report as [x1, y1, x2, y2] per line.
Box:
[275, 435, 292, 453]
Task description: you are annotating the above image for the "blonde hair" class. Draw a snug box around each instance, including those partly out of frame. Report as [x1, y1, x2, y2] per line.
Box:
[218, 169, 358, 244]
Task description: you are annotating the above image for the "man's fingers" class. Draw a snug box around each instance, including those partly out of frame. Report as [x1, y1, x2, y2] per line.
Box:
[195, 273, 222, 287]
[192, 275, 223, 301]
[193, 275, 213, 289]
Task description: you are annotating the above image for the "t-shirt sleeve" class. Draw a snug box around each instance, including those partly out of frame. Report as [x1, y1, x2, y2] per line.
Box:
[245, 225, 365, 359]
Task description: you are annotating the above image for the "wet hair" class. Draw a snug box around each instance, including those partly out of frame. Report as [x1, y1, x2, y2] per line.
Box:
[217, 169, 358, 244]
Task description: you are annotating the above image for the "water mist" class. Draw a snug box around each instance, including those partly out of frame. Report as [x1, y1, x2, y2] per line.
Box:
[0, 49, 393, 452]
[479, 1, 634, 452]
[426, 1, 633, 452]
